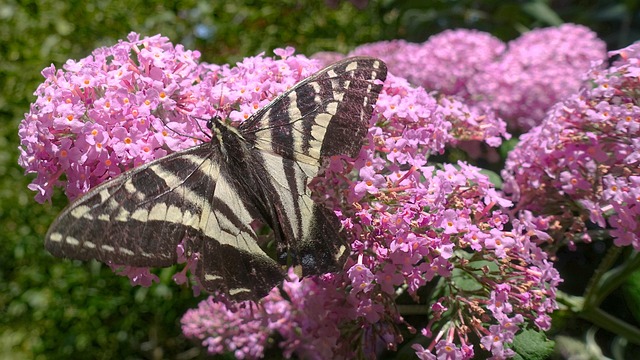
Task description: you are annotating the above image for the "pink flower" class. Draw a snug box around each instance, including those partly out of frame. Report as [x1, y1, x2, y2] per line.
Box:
[351, 25, 606, 131]
[469, 24, 606, 130]
[503, 42, 640, 251]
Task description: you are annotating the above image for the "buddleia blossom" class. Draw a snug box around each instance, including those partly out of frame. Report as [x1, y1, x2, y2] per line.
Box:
[502, 42, 640, 250]
[325, 46, 511, 152]
[326, 118, 559, 358]
[18, 34, 316, 204]
[181, 69, 557, 359]
[183, 271, 352, 360]
[469, 24, 607, 130]
[18, 33, 211, 203]
[181, 296, 268, 359]
[349, 40, 422, 83]
[343, 25, 606, 131]
[434, 94, 510, 149]
[350, 30, 505, 96]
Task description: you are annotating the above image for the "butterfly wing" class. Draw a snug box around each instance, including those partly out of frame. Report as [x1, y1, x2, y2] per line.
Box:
[45, 143, 282, 298]
[239, 57, 387, 275]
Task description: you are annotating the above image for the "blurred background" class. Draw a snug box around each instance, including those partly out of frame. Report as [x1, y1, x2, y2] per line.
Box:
[1, 1, 639, 358]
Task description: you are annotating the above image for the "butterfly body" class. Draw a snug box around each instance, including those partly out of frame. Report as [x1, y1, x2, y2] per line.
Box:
[45, 56, 387, 299]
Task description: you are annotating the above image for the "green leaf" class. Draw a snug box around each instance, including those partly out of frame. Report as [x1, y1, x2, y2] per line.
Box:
[522, 1, 563, 26]
[479, 168, 503, 189]
[499, 137, 520, 159]
[511, 329, 555, 360]
[623, 268, 640, 325]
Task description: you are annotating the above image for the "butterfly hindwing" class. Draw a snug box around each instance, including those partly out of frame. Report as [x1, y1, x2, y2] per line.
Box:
[46, 144, 225, 267]
[46, 142, 282, 298]
[45, 56, 388, 300]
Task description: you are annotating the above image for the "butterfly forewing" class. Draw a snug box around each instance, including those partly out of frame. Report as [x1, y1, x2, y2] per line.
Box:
[241, 56, 387, 163]
[45, 56, 388, 300]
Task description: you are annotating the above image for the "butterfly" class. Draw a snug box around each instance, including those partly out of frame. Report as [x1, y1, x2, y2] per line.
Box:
[45, 56, 387, 300]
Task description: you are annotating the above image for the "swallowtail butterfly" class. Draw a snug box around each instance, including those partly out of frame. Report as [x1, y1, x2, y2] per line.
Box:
[45, 56, 387, 300]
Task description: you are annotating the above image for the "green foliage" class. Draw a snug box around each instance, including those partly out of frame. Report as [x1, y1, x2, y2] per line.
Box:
[384, 0, 639, 49]
[511, 329, 555, 360]
[624, 268, 640, 325]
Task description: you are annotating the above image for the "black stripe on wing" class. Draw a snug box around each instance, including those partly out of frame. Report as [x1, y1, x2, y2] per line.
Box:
[45, 140, 290, 299]
[45, 144, 219, 266]
[240, 57, 387, 165]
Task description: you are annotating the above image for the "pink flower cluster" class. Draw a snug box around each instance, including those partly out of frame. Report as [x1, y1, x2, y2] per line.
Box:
[344, 24, 607, 131]
[502, 43, 640, 251]
[183, 271, 352, 360]
[469, 24, 607, 130]
[20, 33, 560, 359]
[354, 30, 506, 97]
[182, 66, 552, 359]
[18, 33, 317, 203]
[20, 33, 207, 202]
[181, 296, 269, 359]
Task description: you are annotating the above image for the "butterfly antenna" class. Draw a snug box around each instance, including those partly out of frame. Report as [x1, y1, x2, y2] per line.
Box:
[159, 78, 231, 142]
[206, 82, 232, 131]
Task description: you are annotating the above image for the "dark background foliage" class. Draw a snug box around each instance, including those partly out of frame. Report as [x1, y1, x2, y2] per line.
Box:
[1, 0, 638, 358]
